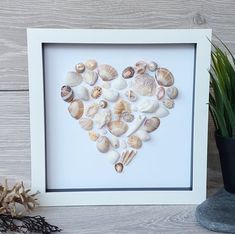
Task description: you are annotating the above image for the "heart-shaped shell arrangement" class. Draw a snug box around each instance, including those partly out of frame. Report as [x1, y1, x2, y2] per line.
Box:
[60, 59, 179, 173]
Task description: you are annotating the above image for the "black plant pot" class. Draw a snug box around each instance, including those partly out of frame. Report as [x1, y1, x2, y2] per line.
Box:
[215, 131, 235, 194]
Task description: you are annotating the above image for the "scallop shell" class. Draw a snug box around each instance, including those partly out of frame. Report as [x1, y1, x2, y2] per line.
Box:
[155, 106, 169, 118]
[86, 103, 99, 118]
[83, 70, 98, 86]
[98, 64, 118, 81]
[102, 89, 119, 102]
[115, 162, 124, 173]
[107, 120, 128, 137]
[122, 66, 135, 79]
[79, 118, 93, 131]
[121, 150, 137, 166]
[74, 86, 89, 101]
[127, 135, 142, 149]
[147, 61, 158, 72]
[122, 111, 134, 122]
[125, 90, 137, 102]
[155, 68, 174, 87]
[99, 100, 108, 108]
[105, 150, 120, 164]
[114, 100, 130, 117]
[109, 136, 120, 149]
[88, 131, 100, 141]
[93, 109, 112, 129]
[96, 136, 110, 153]
[126, 115, 146, 137]
[136, 129, 150, 141]
[156, 86, 165, 100]
[163, 98, 175, 109]
[85, 59, 97, 71]
[75, 63, 85, 73]
[143, 117, 160, 133]
[138, 99, 159, 113]
[66, 71, 83, 87]
[68, 99, 84, 119]
[166, 86, 178, 99]
[135, 61, 147, 74]
[91, 86, 102, 99]
[133, 74, 157, 96]
[61, 85, 74, 102]
[112, 77, 127, 90]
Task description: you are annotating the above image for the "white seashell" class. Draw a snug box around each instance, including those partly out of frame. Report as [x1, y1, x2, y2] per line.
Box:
[105, 150, 120, 164]
[96, 136, 110, 153]
[147, 61, 158, 71]
[74, 86, 89, 101]
[102, 89, 119, 102]
[138, 99, 159, 113]
[126, 115, 146, 137]
[133, 74, 157, 96]
[120, 140, 127, 149]
[163, 98, 175, 109]
[127, 135, 142, 149]
[85, 59, 97, 70]
[66, 71, 82, 87]
[86, 103, 99, 118]
[136, 129, 151, 141]
[79, 118, 93, 131]
[93, 109, 112, 129]
[166, 86, 178, 99]
[143, 117, 160, 133]
[156, 86, 165, 100]
[155, 106, 169, 118]
[125, 90, 137, 102]
[155, 68, 174, 87]
[88, 131, 100, 141]
[107, 120, 128, 137]
[68, 100, 84, 119]
[112, 77, 127, 90]
[83, 70, 98, 86]
[98, 64, 118, 81]
[109, 136, 120, 149]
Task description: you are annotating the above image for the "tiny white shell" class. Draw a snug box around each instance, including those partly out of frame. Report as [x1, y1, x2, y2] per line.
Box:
[79, 118, 93, 131]
[163, 98, 175, 109]
[126, 115, 146, 137]
[147, 61, 158, 71]
[136, 129, 151, 141]
[66, 71, 82, 87]
[155, 106, 170, 118]
[93, 109, 112, 129]
[83, 70, 98, 86]
[102, 89, 119, 102]
[112, 77, 127, 90]
[105, 150, 120, 164]
[109, 136, 120, 149]
[74, 86, 89, 101]
[138, 99, 159, 113]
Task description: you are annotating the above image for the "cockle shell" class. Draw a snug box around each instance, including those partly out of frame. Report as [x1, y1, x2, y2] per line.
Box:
[109, 136, 120, 149]
[93, 109, 112, 129]
[121, 150, 137, 166]
[68, 99, 84, 119]
[136, 129, 150, 141]
[122, 66, 135, 79]
[127, 135, 142, 149]
[125, 90, 137, 102]
[74, 86, 89, 101]
[102, 89, 119, 102]
[122, 111, 134, 122]
[112, 77, 127, 90]
[98, 64, 118, 81]
[88, 131, 100, 141]
[79, 118, 93, 131]
[86, 103, 99, 118]
[126, 115, 146, 137]
[135, 61, 147, 74]
[147, 61, 158, 72]
[96, 136, 110, 153]
[133, 74, 157, 96]
[83, 70, 98, 86]
[156, 86, 165, 100]
[163, 98, 175, 109]
[85, 59, 97, 71]
[155, 106, 169, 118]
[138, 99, 159, 113]
[143, 117, 160, 133]
[166, 86, 178, 99]
[114, 100, 131, 117]
[75, 63, 85, 73]
[155, 68, 174, 87]
[61, 85, 74, 102]
[66, 71, 83, 87]
[115, 162, 124, 173]
[105, 150, 120, 164]
[99, 100, 108, 108]
[91, 86, 102, 99]
[107, 120, 128, 137]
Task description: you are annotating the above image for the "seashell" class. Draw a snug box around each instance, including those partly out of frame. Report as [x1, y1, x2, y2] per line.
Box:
[96, 136, 110, 153]
[155, 106, 169, 118]
[125, 90, 137, 102]
[83, 70, 98, 86]
[147, 61, 158, 72]
[120, 140, 127, 149]
[166, 86, 178, 99]
[85, 59, 97, 71]
[133, 74, 157, 96]
[138, 99, 159, 113]
[98, 64, 118, 81]
[122, 66, 135, 79]
[109, 136, 120, 149]
[115, 162, 124, 173]
[74, 86, 89, 101]
[93, 109, 112, 129]
[68, 99, 84, 119]
[143, 117, 160, 133]
[112, 77, 127, 90]
[121, 150, 137, 166]
[86, 103, 99, 118]
[75, 63, 85, 73]
[101, 81, 111, 89]
[99, 100, 108, 108]
[61, 85, 74, 102]
[88, 131, 100, 141]
[102, 89, 119, 102]
[114, 100, 130, 117]
[163, 98, 175, 109]
[79, 118, 93, 131]
[135, 60, 147, 74]
[66, 71, 83, 87]
[106, 150, 120, 164]
[136, 129, 151, 141]
[126, 115, 146, 137]
[127, 135, 142, 149]
[155, 68, 174, 87]
[156, 86, 165, 100]
[91, 86, 102, 99]
[107, 120, 128, 137]
[122, 111, 134, 122]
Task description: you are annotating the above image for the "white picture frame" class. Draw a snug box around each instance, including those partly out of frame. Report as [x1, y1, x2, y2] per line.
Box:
[27, 29, 211, 206]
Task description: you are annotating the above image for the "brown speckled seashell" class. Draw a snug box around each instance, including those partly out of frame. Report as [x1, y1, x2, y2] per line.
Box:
[91, 86, 102, 99]
[122, 66, 135, 79]
[127, 135, 142, 149]
[75, 63, 85, 73]
[68, 99, 84, 119]
[155, 68, 174, 87]
[143, 117, 160, 133]
[61, 85, 74, 102]
[115, 162, 124, 173]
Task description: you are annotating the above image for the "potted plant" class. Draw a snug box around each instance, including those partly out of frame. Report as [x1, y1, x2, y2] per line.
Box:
[209, 41, 235, 194]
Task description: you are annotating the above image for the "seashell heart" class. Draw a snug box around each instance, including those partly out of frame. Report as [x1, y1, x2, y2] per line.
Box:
[61, 60, 179, 173]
